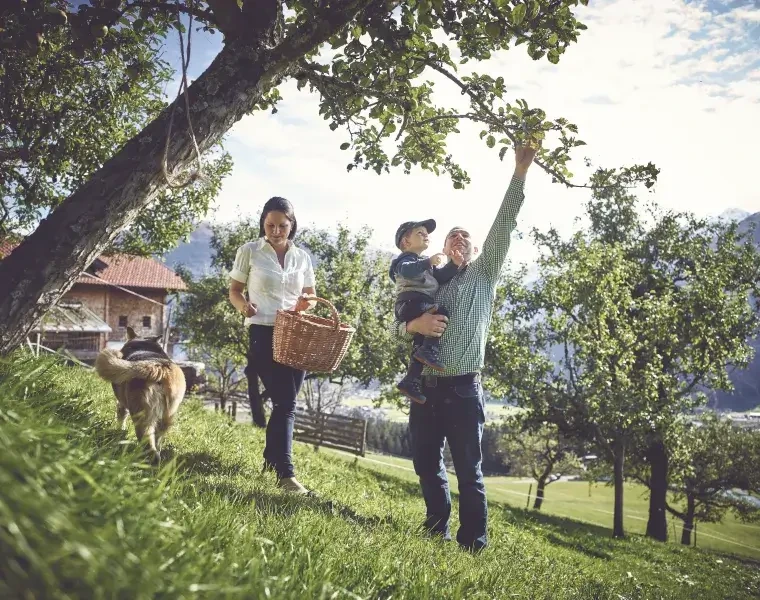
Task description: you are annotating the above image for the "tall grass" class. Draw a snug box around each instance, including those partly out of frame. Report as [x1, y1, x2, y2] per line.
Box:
[1, 353, 758, 599]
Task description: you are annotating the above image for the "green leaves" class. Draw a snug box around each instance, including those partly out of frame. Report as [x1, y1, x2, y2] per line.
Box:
[0, 1, 182, 238]
[511, 4, 527, 26]
[486, 176, 760, 532]
[290, 0, 598, 189]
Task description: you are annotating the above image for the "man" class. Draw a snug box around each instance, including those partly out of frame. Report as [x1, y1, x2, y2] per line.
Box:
[391, 144, 537, 552]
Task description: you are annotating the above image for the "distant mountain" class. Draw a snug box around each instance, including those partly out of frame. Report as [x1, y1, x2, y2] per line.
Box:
[714, 207, 751, 224]
[708, 212, 760, 412]
[738, 211, 760, 245]
[162, 222, 214, 278]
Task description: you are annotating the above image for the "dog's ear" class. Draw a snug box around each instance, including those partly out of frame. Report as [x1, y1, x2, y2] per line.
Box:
[148, 335, 162, 344]
[126, 326, 137, 340]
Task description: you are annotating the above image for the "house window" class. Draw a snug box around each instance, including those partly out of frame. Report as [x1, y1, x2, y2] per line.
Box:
[118, 316, 127, 328]
[143, 316, 151, 328]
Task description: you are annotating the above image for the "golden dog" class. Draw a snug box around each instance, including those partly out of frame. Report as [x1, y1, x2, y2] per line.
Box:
[95, 326, 186, 461]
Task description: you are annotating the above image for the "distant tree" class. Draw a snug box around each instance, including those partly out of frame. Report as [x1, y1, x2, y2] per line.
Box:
[186, 344, 246, 412]
[298, 224, 405, 392]
[633, 414, 760, 545]
[499, 419, 582, 510]
[486, 169, 760, 539]
[301, 378, 344, 415]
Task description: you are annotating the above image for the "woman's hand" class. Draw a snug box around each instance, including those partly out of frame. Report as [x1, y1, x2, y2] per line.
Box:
[242, 302, 258, 318]
[230, 280, 257, 318]
[294, 295, 315, 312]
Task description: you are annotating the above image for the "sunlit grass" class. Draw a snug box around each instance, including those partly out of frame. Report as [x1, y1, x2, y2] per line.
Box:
[1, 353, 759, 599]
[326, 449, 760, 561]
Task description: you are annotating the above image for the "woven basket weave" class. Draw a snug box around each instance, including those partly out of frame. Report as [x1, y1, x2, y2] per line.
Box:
[273, 296, 355, 373]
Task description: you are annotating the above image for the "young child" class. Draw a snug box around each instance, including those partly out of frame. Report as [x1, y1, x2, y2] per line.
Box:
[389, 219, 458, 404]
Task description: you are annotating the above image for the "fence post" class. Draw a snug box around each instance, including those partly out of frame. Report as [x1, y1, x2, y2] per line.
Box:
[526, 483, 532, 510]
[232, 401, 237, 420]
[360, 419, 368, 457]
[693, 522, 697, 547]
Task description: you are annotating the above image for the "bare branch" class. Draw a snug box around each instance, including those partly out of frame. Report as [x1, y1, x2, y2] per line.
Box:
[128, 1, 216, 25]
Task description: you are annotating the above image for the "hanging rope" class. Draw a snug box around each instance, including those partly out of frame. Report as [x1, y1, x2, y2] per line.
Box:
[162, 0, 204, 188]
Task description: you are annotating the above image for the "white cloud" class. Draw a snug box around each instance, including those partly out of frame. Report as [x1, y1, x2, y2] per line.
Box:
[208, 0, 760, 267]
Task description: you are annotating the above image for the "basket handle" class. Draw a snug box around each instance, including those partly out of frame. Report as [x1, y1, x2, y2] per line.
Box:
[298, 296, 341, 332]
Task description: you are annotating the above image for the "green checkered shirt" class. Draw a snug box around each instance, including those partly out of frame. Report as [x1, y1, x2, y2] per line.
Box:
[391, 175, 526, 376]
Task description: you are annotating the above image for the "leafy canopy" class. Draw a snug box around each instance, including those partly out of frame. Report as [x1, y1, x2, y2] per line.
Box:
[0, 0, 231, 254]
[2, 0, 657, 201]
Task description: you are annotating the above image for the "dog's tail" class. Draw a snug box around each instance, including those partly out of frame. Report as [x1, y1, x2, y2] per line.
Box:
[95, 349, 174, 384]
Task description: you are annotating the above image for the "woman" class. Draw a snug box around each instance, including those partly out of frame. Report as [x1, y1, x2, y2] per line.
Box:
[228, 197, 316, 494]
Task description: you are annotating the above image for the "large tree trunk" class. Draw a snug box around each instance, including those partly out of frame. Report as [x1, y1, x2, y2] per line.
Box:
[680, 495, 696, 546]
[612, 443, 625, 538]
[533, 477, 547, 510]
[645, 437, 669, 542]
[533, 463, 553, 511]
[0, 0, 371, 355]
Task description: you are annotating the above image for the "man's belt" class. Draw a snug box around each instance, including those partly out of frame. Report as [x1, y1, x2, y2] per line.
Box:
[423, 372, 480, 388]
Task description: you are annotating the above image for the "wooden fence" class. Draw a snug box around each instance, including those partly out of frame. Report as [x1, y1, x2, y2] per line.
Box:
[294, 408, 367, 457]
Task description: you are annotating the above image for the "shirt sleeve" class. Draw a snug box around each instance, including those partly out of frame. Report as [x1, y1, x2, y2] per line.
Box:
[388, 315, 412, 342]
[396, 254, 432, 279]
[433, 261, 458, 285]
[474, 175, 525, 282]
[229, 245, 250, 284]
[303, 253, 316, 288]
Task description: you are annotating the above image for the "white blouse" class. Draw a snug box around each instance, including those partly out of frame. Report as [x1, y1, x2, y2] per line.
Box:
[229, 238, 316, 326]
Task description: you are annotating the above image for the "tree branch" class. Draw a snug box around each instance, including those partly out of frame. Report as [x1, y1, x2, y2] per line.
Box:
[128, 1, 216, 25]
[0, 147, 29, 164]
[203, 0, 243, 38]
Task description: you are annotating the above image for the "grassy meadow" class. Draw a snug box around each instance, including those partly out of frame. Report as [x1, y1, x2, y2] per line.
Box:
[326, 450, 760, 561]
[1, 354, 759, 599]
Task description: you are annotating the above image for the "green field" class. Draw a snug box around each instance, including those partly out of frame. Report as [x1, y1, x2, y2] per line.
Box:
[326, 449, 760, 561]
[2, 354, 759, 599]
[341, 396, 516, 422]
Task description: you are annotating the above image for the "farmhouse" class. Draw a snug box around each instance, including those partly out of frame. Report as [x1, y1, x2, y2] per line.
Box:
[0, 239, 186, 362]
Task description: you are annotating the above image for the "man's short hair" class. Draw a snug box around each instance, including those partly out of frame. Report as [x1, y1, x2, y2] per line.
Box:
[446, 226, 469, 239]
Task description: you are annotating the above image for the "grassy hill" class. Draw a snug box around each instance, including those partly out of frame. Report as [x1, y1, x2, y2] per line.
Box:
[325, 451, 760, 561]
[1, 355, 759, 599]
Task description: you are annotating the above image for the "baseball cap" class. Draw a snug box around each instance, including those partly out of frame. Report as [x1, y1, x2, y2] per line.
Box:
[394, 219, 436, 250]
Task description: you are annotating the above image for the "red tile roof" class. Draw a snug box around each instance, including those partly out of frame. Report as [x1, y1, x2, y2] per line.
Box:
[0, 238, 19, 259]
[79, 255, 187, 290]
[0, 240, 187, 291]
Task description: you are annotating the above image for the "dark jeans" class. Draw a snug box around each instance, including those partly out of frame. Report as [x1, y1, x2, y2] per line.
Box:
[246, 324, 305, 479]
[395, 293, 449, 381]
[409, 374, 487, 551]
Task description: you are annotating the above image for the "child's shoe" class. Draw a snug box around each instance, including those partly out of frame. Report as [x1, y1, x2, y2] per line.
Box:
[397, 377, 427, 404]
[414, 345, 446, 372]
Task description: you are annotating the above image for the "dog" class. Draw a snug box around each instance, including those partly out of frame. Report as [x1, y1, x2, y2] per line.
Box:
[95, 326, 186, 461]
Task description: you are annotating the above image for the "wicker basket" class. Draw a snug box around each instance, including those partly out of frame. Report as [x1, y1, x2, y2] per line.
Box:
[273, 296, 356, 373]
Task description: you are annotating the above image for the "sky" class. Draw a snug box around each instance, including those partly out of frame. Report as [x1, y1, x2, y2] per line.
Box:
[168, 0, 760, 267]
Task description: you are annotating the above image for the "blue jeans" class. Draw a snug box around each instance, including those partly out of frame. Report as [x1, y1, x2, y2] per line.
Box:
[248, 325, 305, 479]
[409, 375, 487, 551]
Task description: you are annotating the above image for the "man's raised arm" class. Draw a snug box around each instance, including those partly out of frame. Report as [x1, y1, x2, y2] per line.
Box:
[475, 145, 537, 282]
